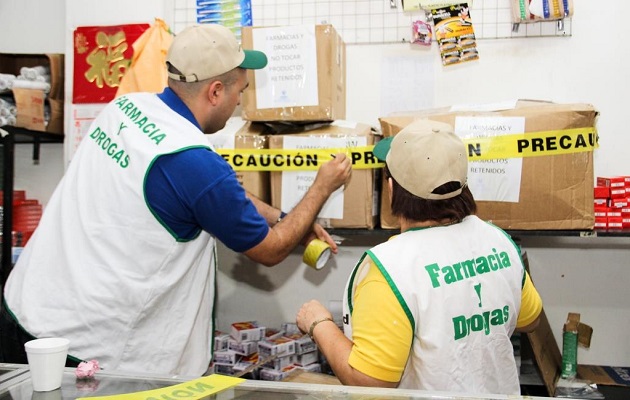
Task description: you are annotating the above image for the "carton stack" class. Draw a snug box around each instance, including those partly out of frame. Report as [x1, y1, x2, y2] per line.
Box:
[209, 24, 377, 229]
[210, 320, 323, 380]
[594, 176, 630, 229]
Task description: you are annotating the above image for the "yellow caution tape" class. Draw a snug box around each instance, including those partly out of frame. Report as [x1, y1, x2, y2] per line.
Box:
[216, 127, 597, 171]
[217, 146, 381, 171]
[465, 127, 598, 161]
[77, 374, 244, 400]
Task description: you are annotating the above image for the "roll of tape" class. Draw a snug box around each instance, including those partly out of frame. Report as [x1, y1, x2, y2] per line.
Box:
[303, 239, 331, 270]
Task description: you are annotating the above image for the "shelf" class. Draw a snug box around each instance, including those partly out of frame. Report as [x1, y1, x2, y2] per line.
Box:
[0, 125, 64, 143]
[329, 228, 630, 238]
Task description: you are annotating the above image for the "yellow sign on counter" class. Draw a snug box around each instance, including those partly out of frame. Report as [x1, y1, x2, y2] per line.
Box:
[78, 374, 244, 400]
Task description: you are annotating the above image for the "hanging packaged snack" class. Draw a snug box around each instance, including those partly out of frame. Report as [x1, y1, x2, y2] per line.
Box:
[430, 3, 479, 66]
[411, 20, 432, 46]
[511, 0, 574, 24]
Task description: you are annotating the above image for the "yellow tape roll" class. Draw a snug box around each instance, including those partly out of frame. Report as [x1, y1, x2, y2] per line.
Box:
[303, 239, 331, 270]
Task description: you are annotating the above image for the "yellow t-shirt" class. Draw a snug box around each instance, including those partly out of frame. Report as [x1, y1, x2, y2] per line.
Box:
[347, 259, 543, 383]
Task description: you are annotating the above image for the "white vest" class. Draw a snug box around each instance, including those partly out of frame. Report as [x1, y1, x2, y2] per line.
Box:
[6, 93, 217, 377]
[343, 216, 524, 394]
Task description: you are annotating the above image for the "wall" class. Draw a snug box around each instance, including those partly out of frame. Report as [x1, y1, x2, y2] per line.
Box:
[0, 0, 628, 368]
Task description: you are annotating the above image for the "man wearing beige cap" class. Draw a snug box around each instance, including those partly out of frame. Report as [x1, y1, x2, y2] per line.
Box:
[297, 119, 542, 394]
[2, 24, 351, 377]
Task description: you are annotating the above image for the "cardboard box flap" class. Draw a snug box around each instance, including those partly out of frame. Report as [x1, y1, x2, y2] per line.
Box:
[578, 365, 630, 387]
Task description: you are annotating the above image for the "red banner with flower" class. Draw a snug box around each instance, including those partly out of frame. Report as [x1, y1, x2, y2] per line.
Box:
[73, 23, 149, 103]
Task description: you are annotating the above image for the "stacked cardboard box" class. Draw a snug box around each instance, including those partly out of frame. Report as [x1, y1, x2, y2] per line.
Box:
[231, 25, 377, 228]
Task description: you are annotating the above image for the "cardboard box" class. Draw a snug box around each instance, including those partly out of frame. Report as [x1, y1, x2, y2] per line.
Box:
[578, 365, 630, 387]
[269, 121, 378, 229]
[241, 24, 346, 122]
[0, 53, 64, 134]
[206, 118, 270, 203]
[378, 100, 598, 230]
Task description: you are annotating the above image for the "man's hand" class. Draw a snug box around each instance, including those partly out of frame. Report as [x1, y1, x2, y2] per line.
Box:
[312, 153, 352, 196]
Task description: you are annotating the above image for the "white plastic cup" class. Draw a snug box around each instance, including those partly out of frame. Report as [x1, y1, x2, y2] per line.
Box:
[24, 338, 70, 392]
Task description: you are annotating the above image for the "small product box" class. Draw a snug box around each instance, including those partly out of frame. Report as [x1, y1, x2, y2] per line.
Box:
[281, 322, 301, 336]
[265, 328, 286, 341]
[213, 350, 240, 366]
[299, 363, 322, 373]
[258, 336, 296, 358]
[295, 350, 319, 366]
[596, 176, 625, 188]
[607, 217, 623, 229]
[285, 333, 317, 355]
[228, 338, 258, 356]
[259, 364, 298, 381]
[622, 207, 630, 228]
[231, 321, 266, 343]
[263, 354, 297, 371]
[593, 186, 610, 200]
[214, 331, 230, 352]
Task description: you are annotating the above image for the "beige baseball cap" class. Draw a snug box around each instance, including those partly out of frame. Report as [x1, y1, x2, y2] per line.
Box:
[373, 119, 468, 200]
[166, 24, 267, 82]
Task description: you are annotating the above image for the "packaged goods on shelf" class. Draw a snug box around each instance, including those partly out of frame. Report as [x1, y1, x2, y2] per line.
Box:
[594, 175, 630, 228]
[230, 321, 266, 343]
[0, 53, 64, 134]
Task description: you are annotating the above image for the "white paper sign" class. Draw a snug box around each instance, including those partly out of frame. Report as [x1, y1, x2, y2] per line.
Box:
[281, 136, 367, 219]
[252, 25, 319, 109]
[454, 116, 525, 202]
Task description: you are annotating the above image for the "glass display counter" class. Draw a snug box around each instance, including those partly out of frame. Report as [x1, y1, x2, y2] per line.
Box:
[0, 364, 565, 400]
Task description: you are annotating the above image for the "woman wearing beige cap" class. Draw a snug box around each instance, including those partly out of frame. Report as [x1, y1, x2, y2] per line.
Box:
[2, 24, 351, 377]
[297, 119, 542, 395]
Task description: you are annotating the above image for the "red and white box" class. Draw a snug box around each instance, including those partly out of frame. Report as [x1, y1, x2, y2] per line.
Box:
[214, 331, 230, 352]
[593, 206, 608, 218]
[228, 338, 258, 356]
[594, 217, 607, 229]
[213, 350, 240, 366]
[607, 217, 623, 229]
[258, 336, 296, 357]
[295, 351, 319, 366]
[284, 333, 317, 355]
[622, 207, 630, 228]
[594, 186, 610, 199]
[596, 176, 625, 188]
[231, 321, 266, 343]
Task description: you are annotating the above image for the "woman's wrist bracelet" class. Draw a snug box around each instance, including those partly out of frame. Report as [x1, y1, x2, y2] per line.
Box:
[308, 317, 335, 340]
